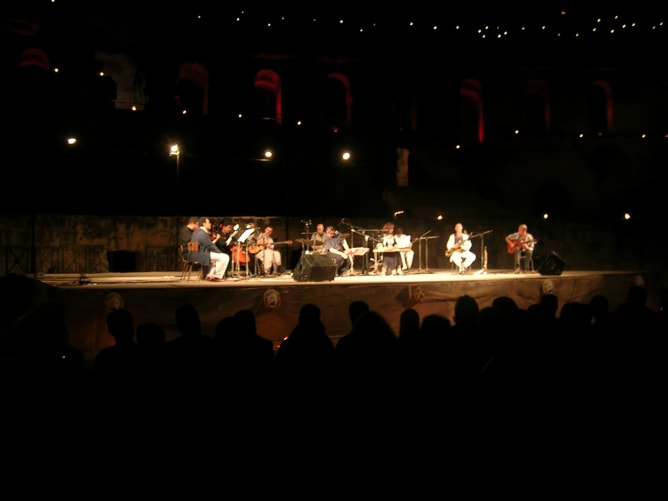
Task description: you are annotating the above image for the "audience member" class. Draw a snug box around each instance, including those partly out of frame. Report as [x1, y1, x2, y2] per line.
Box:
[335, 309, 399, 401]
[4, 298, 86, 400]
[275, 303, 336, 402]
[91, 307, 141, 398]
[135, 321, 168, 383]
[163, 303, 219, 402]
[214, 309, 275, 391]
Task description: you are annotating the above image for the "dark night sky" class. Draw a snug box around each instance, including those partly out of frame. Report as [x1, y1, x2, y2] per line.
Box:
[2, 1, 668, 219]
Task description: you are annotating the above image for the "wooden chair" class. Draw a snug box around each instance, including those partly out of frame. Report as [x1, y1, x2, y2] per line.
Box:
[180, 241, 203, 281]
[520, 251, 535, 272]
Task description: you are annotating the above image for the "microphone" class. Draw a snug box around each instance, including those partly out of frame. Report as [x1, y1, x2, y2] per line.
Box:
[339, 218, 346, 225]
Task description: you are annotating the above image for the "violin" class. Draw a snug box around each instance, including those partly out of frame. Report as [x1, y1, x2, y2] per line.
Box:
[210, 226, 220, 244]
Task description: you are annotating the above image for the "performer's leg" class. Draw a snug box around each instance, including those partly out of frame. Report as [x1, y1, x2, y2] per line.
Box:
[406, 250, 414, 269]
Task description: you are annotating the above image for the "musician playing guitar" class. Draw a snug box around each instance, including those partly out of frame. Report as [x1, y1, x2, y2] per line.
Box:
[445, 222, 476, 274]
[250, 225, 292, 276]
[505, 223, 536, 274]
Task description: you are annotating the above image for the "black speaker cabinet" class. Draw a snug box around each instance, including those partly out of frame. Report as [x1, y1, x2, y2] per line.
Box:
[537, 251, 565, 276]
[293, 254, 337, 282]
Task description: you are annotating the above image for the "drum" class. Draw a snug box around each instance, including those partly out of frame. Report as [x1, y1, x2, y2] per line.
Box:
[232, 246, 249, 264]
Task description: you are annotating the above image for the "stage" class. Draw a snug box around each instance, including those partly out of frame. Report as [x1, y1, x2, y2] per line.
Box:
[25, 266, 662, 364]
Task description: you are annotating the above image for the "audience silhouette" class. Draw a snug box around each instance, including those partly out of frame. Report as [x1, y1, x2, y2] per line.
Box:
[3, 282, 664, 453]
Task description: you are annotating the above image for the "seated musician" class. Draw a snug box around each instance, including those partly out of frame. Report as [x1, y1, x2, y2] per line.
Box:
[323, 225, 352, 277]
[310, 223, 327, 255]
[252, 225, 283, 276]
[505, 223, 536, 274]
[394, 227, 414, 272]
[216, 219, 243, 276]
[376, 222, 402, 275]
[446, 222, 476, 275]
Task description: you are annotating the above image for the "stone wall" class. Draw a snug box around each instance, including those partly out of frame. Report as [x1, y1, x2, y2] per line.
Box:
[1, 214, 666, 286]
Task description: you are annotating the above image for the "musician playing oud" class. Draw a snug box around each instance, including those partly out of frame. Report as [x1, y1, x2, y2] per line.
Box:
[505, 223, 536, 274]
[445, 222, 476, 275]
[323, 225, 352, 277]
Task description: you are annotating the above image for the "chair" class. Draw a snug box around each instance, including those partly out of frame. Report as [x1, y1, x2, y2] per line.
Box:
[512, 250, 534, 273]
[520, 251, 534, 272]
[180, 241, 203, 281]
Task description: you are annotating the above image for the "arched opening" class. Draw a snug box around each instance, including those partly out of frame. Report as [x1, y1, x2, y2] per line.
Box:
[177, 62, 209, 115]
[254, 69, 282, 124]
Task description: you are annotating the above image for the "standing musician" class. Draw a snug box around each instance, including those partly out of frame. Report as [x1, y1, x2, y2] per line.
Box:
[445, 222, 476, 275]
[505, 223, 536, 274]
[323, 225, 352, 277]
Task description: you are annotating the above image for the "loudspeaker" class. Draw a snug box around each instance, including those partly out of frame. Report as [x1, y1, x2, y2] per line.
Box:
[292, 254, 337, 282]
[537, 251, 565, 276]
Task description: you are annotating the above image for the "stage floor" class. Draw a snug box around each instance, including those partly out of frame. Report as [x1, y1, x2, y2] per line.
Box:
[31, 266, 662, 364]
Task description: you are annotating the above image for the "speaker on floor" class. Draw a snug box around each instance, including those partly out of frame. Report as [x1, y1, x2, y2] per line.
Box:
[537, 251, 565, 276]
[292, 254, 337, 282]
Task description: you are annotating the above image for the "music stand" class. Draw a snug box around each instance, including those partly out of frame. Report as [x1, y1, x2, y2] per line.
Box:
[236, 228, 257, 279]
[349, 226, 375, 274]
[346, 247, 370, 275]
[415, 229, 437, 274]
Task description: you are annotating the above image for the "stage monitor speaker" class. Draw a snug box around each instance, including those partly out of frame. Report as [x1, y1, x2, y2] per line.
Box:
[293, 254, 337, 282]
[537, 251, 565, 276]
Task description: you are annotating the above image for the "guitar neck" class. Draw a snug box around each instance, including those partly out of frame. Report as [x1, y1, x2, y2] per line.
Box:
[248, 240, 291, 253]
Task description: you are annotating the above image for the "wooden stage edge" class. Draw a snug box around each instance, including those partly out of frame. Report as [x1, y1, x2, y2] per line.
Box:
[27, 268, 664, 361]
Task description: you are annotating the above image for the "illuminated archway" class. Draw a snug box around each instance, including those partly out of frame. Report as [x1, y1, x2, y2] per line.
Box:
[460, 78, 484, 144]
[177, 62, 209, 115]
[254, 69, 282, 124]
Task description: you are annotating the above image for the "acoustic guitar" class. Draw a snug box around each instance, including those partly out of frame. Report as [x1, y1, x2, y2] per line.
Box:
[247, 240, 293, 254]
[445, 239, 471, 257]
[507, 239, 537, 254]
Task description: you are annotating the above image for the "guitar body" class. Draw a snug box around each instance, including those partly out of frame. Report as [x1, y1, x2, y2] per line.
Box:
[248, 240, 293, 254]
[507, 239, 537, 254]
[445, 238, 471, 257]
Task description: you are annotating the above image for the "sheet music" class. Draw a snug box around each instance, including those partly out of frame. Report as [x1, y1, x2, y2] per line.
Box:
[237, 228, 256, 243]
[346, 247, 370, 256]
